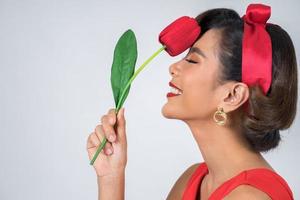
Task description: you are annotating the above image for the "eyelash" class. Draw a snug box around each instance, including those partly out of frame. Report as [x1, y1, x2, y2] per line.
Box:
[185, 58, 198, 64]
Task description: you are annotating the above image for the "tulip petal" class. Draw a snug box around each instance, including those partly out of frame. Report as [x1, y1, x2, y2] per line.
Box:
[159, 16, 201, 56]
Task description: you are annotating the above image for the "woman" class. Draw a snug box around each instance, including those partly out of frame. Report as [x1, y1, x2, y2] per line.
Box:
[86, 4, 297, 200]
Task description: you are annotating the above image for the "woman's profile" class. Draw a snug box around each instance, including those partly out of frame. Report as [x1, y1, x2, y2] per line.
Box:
[86, 3, 297, 200]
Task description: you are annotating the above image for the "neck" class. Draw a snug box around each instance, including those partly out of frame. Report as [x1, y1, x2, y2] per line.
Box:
[184, 118, 271, 191]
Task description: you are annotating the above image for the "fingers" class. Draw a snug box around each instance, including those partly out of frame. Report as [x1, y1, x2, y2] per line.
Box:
[86, 107, 127, 160]
[86, 131, 111, 159]
[86, 131, 100, 149]
[95, 125, 113, 155]
[89, 108, 126, 157]
[101, 109, 117, 143]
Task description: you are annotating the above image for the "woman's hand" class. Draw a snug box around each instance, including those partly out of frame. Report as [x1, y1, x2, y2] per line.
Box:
[86, 108, 127, 178]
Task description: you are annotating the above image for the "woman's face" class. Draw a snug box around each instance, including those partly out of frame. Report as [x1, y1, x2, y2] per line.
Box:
[161, 29, 224, 123]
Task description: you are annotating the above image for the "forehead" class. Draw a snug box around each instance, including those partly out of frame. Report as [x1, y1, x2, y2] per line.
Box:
[190, 29, 220, 59]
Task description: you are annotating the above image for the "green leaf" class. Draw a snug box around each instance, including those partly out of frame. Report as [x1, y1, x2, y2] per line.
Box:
[111, 29, 137, 108]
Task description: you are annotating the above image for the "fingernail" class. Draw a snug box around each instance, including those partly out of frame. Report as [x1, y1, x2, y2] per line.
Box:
[107, 148, 112, 155]
[109, 135, 115, 142]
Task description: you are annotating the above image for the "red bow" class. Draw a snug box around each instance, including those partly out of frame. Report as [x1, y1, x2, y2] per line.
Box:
[242, 4, 272, 95]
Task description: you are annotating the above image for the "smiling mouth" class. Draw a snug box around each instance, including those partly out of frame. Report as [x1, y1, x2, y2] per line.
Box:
[167, 82, 183, 97]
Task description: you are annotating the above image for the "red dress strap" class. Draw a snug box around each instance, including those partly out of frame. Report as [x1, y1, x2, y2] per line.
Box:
[210, 168, 294, 200]
[182, 162, 208, 200]
[182, 162, 294, 200]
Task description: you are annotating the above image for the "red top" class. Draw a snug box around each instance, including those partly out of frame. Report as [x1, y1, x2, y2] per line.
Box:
[182, 162, 294, 200]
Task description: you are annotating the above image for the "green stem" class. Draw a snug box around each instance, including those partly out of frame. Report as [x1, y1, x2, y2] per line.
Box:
[90, 45, 166, 165]
[116, 45, 166, 110]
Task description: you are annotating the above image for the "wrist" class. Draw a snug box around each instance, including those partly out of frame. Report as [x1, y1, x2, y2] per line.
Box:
[97, 171, 125, 190]
[97, 169, 125, 180]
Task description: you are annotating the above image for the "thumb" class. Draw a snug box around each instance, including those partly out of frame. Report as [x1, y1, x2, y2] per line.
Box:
[116, 108, 126, 142]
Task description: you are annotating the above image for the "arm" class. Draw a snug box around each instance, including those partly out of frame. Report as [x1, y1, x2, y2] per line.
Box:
[98, 171, 125, 200]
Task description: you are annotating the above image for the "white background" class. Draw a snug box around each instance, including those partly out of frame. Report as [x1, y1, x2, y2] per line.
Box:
[0, 0, 299, 199]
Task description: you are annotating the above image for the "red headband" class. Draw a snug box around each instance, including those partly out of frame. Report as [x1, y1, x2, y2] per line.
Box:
[242, 4, 272, 95]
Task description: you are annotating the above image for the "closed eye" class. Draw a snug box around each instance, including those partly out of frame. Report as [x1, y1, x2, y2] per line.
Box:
[185, 59, 198, 64]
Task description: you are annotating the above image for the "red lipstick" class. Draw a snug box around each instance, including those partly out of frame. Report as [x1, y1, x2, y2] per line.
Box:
[167, 82, 183, 98]
[169, 82, 182, 91]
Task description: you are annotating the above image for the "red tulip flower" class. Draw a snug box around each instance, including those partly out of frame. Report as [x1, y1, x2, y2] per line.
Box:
[159, 16, 201, 56]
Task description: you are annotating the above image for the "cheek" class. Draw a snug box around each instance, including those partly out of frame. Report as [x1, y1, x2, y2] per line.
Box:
[183, 84, 213, 110]
[182, 71, 217, 115]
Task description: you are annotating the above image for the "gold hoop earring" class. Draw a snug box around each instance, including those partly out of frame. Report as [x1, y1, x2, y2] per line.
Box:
[213, 107, 227, 126]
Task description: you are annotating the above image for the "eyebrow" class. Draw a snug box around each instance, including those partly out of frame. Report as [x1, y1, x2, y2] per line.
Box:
[188, 47, 207, 59]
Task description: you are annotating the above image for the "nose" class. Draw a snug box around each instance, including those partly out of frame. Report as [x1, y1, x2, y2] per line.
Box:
[169, 60, 181, 77]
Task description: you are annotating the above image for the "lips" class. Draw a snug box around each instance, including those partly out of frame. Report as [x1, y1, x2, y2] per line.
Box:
[167, 81, 183, 98]
[169, 82, 183, 92]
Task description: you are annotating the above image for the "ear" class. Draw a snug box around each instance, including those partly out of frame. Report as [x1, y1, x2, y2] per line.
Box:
[221, 82, 249, 113]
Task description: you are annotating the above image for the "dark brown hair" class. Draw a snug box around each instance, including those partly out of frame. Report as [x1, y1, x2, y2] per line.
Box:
[194, 8, 298, 152]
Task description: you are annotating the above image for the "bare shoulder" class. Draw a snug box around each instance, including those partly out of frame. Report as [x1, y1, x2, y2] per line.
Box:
[166, 163, 201, 200]
[224, 185, 272, 200]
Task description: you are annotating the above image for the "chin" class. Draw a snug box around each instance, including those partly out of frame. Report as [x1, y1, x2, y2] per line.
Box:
[161, 103, 181, 119]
